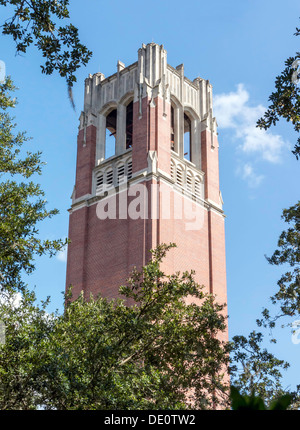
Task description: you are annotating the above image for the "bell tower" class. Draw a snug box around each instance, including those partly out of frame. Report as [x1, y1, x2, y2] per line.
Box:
[65, 43, 227, 318]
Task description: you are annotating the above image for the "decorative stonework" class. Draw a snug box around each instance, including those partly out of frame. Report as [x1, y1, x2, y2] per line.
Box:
[80, 43, 217, 140]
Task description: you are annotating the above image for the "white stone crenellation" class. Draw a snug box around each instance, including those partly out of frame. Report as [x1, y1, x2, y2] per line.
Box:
[80, 43, 217, 136]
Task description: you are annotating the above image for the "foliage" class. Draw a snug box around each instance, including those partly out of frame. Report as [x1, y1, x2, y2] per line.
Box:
[253, 22, 300, 410]
[0, 244, 230, 410]
[0, 77, 67, 293]
[267, 202, 300, 322]
[228, 328, 300, 409]
[257, 22, 300, 159]
[229, 331, 300, 409]
[255, 201, 300, 332]
[230, 386, 292, 410]
[0, 289, 55, 409]
[0, 0, 92, 89]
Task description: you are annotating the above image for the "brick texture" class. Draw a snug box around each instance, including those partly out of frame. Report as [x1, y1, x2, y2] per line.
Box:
[66, 93, 227, 344]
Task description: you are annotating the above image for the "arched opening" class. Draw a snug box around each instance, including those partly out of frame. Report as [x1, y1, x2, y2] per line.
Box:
[105, 109, 117, 159]
[126, 101, 133, 149]
[184, 113, 191, 161]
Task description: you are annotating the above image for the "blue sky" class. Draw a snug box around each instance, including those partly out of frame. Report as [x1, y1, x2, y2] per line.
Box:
[1, 0, 300, 391]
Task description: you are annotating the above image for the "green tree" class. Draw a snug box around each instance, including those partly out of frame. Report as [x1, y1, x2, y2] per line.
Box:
[0, 244, 230, 410]
[256, 36, 300, 325]
[253, 22, 300, 404]
[0, 77, 67, 293]
[0, 0, 92, 89]
[230, 386, 293, 410]
[257, 201, 300, 329]
[257, 22, 300, 159]
[229, 331, 300, 409]
[0, 288, 55, 409]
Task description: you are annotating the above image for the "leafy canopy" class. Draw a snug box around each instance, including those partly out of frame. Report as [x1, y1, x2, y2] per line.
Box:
[256, 201, 300, 330]
[229, 330, 300, 409]
[0, 0, 92, 88]
[230, 386, 292, 410]
[0, 244, 230, 410]
[0, 77, 67, 293]
[257, 23, 300, 159]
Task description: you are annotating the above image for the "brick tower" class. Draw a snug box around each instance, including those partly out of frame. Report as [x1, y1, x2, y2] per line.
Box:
[66, 43, 227, 315]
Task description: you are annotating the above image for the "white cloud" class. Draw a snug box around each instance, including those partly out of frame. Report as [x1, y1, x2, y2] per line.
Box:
[236, 163, 264, 188]
[214, 84, 289, 165]
[56, 245, 68, 263]
[214, 83, 251, 128]
[240, 126, 286, 163]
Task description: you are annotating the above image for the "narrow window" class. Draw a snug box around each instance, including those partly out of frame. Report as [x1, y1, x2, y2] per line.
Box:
[184, 113, 191, 161]
[126, 101, 133, 149]
[170, 105, 175, 151]
[105, 109, 117, 159]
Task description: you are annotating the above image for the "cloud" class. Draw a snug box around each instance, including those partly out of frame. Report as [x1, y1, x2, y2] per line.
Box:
[214, 84, 251, 128]
[56, 245, 68, 263]
[236, 163, 264, 188]
[214, 84, 289, 165]
[240, 126, 286, 163]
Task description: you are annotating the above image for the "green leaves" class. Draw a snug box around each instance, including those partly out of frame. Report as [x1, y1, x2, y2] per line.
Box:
[229, 331, 293, 405]
[257, 21, 300, 159]
[254, 24, 300, 407]
[0, 77, 67, 293]
[230, 386, 293, 410]
[0, 0, 92, 88]
[256, 202, 300, 329]
[0, 244, 230, 410]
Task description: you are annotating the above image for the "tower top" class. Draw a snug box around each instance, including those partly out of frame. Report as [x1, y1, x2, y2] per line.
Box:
[82, 42, 217, 138]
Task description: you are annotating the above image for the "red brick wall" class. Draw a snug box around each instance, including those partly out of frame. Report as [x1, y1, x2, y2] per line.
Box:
[156, 98, 171, 175]
[201, 129, 220, 205]
[132, 98, 149, 173]
[66, 95, 227, 335]
[65, 206, 88, 299]
[75, 124, 97, 199]
[132, 97, 171, 176]
[208, 209, 228, 342]
[66, 180, 155, 301]
[158, 181, 210, 288]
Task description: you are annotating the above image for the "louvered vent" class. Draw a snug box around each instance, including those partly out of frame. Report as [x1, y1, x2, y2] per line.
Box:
[106, 169, 114, 188]
[186, 172, 193, 193]
[195, 177, 202, 199]
[176, 166, 183, 187]
[117, 164, 125, 185]
[127, 161, 132, 180]
[170, 161, 175, 179]
[96, 173, 104, 193]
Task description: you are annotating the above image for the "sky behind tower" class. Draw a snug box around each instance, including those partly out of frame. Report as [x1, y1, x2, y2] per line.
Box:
[1, 0, 300, 391]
